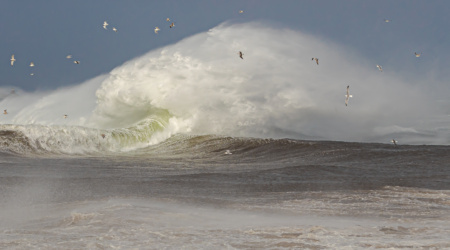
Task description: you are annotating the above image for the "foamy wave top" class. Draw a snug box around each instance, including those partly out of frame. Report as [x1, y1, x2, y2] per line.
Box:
[1, 22, 449, 145]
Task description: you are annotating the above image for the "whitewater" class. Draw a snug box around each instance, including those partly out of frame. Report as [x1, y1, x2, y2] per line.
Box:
[1, 22, 449, 249]
[1, 22, 449, 156]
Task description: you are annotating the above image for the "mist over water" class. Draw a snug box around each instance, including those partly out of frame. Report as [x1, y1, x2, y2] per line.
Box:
[1, 22, 449, 146]
[0, 75, 104, 126]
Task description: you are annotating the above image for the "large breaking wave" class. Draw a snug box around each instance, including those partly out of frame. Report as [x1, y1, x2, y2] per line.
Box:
[1, 22, 449, 155]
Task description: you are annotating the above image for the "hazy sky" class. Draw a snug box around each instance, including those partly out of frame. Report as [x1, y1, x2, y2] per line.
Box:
[1, 0, 449, 91]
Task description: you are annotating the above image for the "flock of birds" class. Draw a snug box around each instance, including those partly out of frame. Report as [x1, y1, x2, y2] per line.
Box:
[304, 18, 422, 147]
[230, 19, 410, 149]
[7, 12, 197, 71]
[6, 13, 417, 147]
[10, 50, 80, 69]
[4, 10, 247, 142]
[154, 18, 176, 34]
[310, 58, 420, 111]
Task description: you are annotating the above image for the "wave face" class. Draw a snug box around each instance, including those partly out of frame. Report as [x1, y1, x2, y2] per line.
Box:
[0, 119, 166, 155]
[1, 22, 449, 155]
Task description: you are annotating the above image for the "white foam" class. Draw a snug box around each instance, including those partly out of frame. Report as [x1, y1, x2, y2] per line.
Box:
[89, 22, 449, 144]
[2, 22, 449, 145]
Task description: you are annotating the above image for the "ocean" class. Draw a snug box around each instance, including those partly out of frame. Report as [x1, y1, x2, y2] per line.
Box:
[1, 133, 449, 249]
[1, 23, 450, 249]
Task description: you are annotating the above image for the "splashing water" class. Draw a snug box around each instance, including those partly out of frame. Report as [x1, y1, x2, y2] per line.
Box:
[1, 22, 449, 155]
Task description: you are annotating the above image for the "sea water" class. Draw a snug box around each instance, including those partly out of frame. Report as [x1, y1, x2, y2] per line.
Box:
[1, 22, 449, 249]
[1, 135, 449, 249]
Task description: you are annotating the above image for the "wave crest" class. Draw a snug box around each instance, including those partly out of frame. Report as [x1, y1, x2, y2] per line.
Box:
[1, 22, 449, 146]
[0, 118, 168, 155]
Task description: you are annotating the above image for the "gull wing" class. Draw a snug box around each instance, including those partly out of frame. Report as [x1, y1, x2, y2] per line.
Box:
[345, 86, 351, 106]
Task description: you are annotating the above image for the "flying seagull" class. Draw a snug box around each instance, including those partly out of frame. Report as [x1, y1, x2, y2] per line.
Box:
[74, 60, 80, 64]
[103, 21, 108, 30]
[391, 139, 398, 146]
[166, 18, 170, 22]
[384, 19, 391, 23]
[3, 109, 7, 115]
[224, 150, 232, 155]
[63, 114, 68, 119]
[414, 52, 421, 57]
[10, 54, 16, 66]
[66, 55, 72, 59]
[30, 62, 35, 67]
[376, 64, 383, 72]
[169, 22, 175, 28]
[239, 10, 244, 14]
[154, 27, 160, 34]
[238, 51, 244, 59]
[345, 85, 353, 106]
[312, 57, 319, 65]
[112, 27, 117, 32]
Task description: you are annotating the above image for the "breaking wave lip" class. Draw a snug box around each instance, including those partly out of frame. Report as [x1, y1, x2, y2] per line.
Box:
[0, 116, 170, 156]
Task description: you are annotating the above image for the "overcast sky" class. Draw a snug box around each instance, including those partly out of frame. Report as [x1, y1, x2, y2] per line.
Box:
[1, 0, 450, 91]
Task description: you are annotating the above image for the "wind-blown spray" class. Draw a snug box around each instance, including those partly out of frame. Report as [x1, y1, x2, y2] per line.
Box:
[1, 22, 449, 153]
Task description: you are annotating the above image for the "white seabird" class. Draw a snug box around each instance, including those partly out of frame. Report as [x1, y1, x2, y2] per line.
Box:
[103, 21, 108, 30]
[312, 57, 319, 65]
[112, 27, 117, 32]
[30, 62, 35, 67]
[414, 52, 421, 57]
[169, 22, 175, 28]
[224, 150, 232, 155]
[66, 55, 72, 59]
[63, 114, 68, 119]
[3, 109, 8, 115]
[166, 18, 170, 22]
[345, 85, 353, 106]
[391, 139, 398, 146]
[384, 19, 391, 23]
[154, 27, 160, 34]
[10, 54, 16, 66]
[376, 64, 382, 72]
[239, 10, 244, 14]
[74, 60, 80, 64]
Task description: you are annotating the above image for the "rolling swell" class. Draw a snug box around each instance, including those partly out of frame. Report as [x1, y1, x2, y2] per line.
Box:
[3, 119, 449, 168]
[138, 134, 450, 168]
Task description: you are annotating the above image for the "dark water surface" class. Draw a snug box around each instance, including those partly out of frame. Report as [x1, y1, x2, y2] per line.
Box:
[1, 135, 449, 249]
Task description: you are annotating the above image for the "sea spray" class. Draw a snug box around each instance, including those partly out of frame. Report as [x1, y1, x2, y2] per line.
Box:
[1, 22, 449, 146]
[90, 22, 445, 143]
